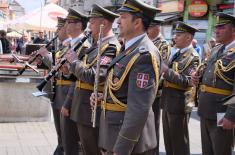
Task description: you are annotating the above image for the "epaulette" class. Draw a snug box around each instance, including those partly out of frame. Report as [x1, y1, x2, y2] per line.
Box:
[211, 43, 223, 51]
[228, 47, 235, 53]
[138, 46, 149, 54]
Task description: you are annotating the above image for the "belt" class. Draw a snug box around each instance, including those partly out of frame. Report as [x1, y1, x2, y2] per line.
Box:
[164, 81, 192, 91]
[56, 80, 72, 86]
[101, 101, 127, 112]
[76, 80, 104, 91]
[200, 85, 232, 96]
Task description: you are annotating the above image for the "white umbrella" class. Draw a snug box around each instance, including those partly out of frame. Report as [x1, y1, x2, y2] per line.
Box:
[7, 3, 68, 31]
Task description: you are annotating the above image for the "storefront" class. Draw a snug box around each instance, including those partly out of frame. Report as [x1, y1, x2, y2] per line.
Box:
[184, 0, 234, 45]
[156, 0, 184, 41]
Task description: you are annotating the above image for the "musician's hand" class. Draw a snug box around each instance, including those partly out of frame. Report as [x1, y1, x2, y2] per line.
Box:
[65, 50, 78, 64]
[90, 93, 104, 107]
[34, 56, 42, 65]
[61, 106, 69, 117]
[161, 62, 169, 74]
[218, 117, 235, 130]
[191, 71, 200, 86]
[38, 47, 49, 57]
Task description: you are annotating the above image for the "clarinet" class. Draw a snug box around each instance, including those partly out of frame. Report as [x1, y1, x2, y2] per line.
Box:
[18, 35, 58, 75]
[36, 31, 91, 92]
[91, 24, 104, 128]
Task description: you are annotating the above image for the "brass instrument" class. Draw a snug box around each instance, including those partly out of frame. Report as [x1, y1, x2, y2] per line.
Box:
[36, 31, 91, 92]
[18, 35, 58, 75]
[185, 62, 206, 111]
[91, 24, 104, 128]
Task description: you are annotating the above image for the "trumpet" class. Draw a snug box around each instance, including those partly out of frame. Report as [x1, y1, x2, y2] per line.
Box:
[18, 35, 58, 75]
[185, 62, 206, 110]
[36, 31, 91, 92]
[91, 24, 104, 128]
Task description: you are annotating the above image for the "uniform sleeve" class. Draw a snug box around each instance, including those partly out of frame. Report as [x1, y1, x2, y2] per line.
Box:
[164, 55, 200, 87]
[63, 82, 76, 109]
[224, 74, 235, 122]
[70, 45, 117, 84]
[113, 53, 158, 155]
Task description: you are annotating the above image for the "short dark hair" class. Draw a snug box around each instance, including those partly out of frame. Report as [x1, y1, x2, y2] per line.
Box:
[130, 13, 151, 31]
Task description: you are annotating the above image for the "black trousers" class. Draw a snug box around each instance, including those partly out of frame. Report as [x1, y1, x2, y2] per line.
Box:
[52, 107, 64, 155]
[60, 114, 80, 155]
[152, 97, 161, 155]
[162, 110, 190, 155]
[77, 123, 101, 155]
[200, 117, 233, 155]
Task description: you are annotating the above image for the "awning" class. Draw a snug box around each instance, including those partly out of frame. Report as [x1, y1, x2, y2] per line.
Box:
[156, 13, 182, 22]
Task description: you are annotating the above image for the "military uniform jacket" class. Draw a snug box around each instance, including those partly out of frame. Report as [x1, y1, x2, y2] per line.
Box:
[160, 46, 200, 114]
[152, 35, 171, 64]
[99, 34, 161, 155]
[198, 42, 235, 121]
[54, 38, 90, 110]
[69, 35, 120, 125]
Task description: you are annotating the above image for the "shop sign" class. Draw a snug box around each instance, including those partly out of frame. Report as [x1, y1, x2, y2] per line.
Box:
[217, 3, 234, 10]
[157, 0, 184, 13]
[189, 0, 208, 17]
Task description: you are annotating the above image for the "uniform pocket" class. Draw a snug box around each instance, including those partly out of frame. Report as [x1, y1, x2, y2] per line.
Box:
[106, 111, 125, 125]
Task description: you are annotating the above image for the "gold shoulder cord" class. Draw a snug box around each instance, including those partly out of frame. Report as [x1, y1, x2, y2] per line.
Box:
[214, 49, 235, 85]
[103, 50, 159, 110]
[83, 44, 109, 68]
[173, 51, 194, 73]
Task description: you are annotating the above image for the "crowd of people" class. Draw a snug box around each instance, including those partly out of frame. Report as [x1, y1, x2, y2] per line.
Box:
[3, 0, 235, 155]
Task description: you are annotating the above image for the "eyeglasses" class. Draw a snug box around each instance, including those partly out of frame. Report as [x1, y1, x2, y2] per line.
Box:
[66, 20, 79, 24]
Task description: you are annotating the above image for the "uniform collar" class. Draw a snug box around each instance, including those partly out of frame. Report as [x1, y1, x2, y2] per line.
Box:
[225, 40, 235, 52]
[179, 44, 193, 54]
[97, 34, 115, 45]
[125, 33, 146, 50]
[62, 37, 72, 46]
[70, 33, 83, 47]
[152, 33, 162, 42]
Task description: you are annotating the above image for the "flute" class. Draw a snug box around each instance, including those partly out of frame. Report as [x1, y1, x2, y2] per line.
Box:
[91, 24, 104, 128]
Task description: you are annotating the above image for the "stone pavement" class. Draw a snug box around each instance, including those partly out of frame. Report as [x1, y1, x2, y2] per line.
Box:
[0, 109, 234, 155]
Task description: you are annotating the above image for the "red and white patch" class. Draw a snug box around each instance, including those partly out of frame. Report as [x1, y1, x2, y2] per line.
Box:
[136, 73, 149, 88]
[100, 56, 111, 65]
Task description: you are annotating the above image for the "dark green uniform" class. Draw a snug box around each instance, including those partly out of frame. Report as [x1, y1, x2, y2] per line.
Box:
[98, 1, 161, 154]
[160, 22, 200, 155]
[197, 13, 235, 155]
[67, 5, 120, 155]
[149, 18, 171, 155]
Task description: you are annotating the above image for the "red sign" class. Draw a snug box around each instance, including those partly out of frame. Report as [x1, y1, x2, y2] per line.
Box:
[48, 12, 66, 20]
[217, 3, 234, 10]
[189, 0, 208, 17]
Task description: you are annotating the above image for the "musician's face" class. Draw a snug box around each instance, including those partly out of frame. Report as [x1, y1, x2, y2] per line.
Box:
[117, 12, 139, 41]
[89, 17, 104, 41]
[215, 24, 234, 44]
[147, 25, 160, 40]
[174, 32, 192, 49]
[57, 26, 67, 41]
[66, 20, 82, 36]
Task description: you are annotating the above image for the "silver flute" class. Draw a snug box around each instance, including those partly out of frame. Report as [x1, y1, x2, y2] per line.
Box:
[91, 24, 104, 128]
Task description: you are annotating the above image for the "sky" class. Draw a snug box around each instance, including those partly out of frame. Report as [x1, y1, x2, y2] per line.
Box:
[16, 0, 44, 13]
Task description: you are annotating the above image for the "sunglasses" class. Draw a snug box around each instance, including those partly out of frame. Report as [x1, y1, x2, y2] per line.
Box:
[67, 20, 80, 24]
